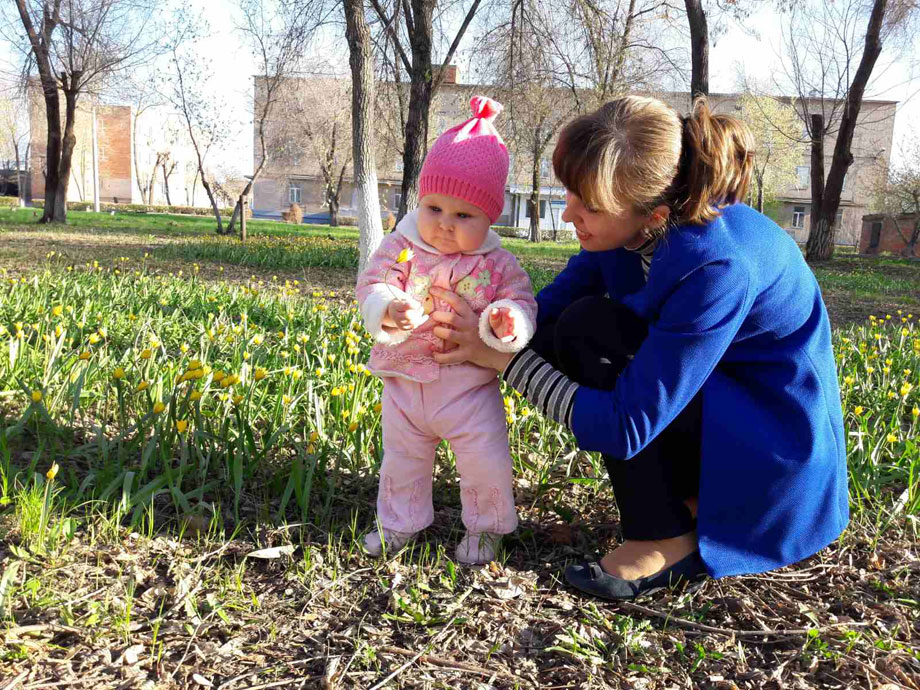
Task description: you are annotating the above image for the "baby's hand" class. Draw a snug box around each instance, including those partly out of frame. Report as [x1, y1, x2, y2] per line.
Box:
[386, 299, 425, 331]
[489, 307, 517, 343]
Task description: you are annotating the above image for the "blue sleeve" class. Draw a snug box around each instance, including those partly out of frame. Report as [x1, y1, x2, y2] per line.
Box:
[571, 259, 752, 459]
[535, 250, 605, 327]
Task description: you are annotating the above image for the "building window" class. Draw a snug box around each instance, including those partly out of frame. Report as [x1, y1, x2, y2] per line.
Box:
[796, 166, 810, 189]
[792, 206, 806, 229]
[833, 209, 844, 229]
[394, 158, 404, 173]
[540, 158, 550, 180]
[394, 191, 402, 211]
[289, 184, 302, 204]
[869, 222, 881, 248]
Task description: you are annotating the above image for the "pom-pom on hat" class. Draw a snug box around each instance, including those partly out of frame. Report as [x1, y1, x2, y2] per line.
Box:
[418, 95, 509, 223]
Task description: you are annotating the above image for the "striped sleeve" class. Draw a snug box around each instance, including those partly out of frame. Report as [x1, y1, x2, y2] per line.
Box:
[502, 348, 579, 429]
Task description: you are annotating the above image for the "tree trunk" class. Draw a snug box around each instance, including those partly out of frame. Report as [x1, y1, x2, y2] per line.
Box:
[132, 110, 147, 202]
[805, 114, 832, 260]
[227, 158, 265, 236]
[14, 0, 62, 223]
[162, 162, 174, 206]
[345, 0, 384, 270]
[148, 157, 159, 205]
[529, 155, 540, 243]
[201, 173, 223, 234]
[756, 179, 764, 214]
[806, 0, 888, 262]
[684, 0, 709, 99]
[54, 81, 81, 224]
[396, 0, 435, 221]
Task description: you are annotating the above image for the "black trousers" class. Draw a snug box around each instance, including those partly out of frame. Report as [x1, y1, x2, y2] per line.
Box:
[530, 296, 702, 541]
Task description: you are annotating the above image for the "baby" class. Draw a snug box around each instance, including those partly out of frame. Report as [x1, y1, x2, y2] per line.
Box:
[356, 96, 537, 564]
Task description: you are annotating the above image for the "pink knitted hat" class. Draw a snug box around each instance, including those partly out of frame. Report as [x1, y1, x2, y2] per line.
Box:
[418, 95, 509, 223]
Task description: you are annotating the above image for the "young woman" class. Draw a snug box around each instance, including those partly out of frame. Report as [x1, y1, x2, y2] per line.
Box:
[427, 96, 848, 600]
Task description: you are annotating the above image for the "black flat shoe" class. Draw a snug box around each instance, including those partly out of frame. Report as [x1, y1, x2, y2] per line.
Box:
[564, 550, 707, 601]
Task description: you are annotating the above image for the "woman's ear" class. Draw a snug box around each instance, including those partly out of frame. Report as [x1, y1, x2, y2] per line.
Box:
[647, 204, 671, 229]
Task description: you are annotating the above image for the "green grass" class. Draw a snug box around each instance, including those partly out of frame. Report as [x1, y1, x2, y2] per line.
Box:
[0, 209, 917, 687]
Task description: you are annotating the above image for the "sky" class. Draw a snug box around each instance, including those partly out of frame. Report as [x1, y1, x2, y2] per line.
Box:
[3, 0, 918, 171]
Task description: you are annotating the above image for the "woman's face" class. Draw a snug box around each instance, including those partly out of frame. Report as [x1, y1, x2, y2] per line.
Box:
[561, 190, 647, 252]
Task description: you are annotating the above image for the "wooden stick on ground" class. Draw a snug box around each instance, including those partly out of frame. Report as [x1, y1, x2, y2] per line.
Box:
[618, 600, 870, 638]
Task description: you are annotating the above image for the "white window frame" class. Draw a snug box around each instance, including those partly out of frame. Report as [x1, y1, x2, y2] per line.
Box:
[792, 206, 806, 229]
[796, 166, 810, 190]
[289, 184, 302, 205]
[540, 158, 550, 180]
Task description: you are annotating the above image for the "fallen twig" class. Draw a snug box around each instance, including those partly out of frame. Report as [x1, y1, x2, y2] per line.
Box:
[617, 600, 870, 638]
[375, 644, 524, 683]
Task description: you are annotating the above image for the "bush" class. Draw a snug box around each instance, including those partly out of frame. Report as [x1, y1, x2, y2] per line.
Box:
[281, 203, 303, 224]
[338, 216, 358, 227]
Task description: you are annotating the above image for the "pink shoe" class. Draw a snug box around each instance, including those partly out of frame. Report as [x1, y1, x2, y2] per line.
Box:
[363, 528, 416, 557]
[456, 532, 502, 564]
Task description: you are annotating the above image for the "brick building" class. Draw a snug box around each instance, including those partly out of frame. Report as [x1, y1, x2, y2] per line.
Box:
[29, 99, 134, 204]
[253, 73, 897, 244]
[859, 213, 920, 257]
[29, 90, 208, 208]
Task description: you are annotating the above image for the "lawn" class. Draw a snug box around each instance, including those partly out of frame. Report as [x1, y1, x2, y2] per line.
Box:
[0, 210, 918, 689]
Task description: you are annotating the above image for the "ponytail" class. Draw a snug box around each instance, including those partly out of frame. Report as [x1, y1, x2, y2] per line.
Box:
[669, 98, 755, 224]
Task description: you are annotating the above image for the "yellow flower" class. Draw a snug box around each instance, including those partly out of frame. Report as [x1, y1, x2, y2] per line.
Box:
[853, 406, 863, 416]
[137, 381, 149, 392]
[190, 390, 202, 402]
[348, 422, 359, 432]
[88, 333, 100, 345]
[309, 431, 319, 442]
[341, 410, 350, 420]
[315, 368, 324, 377]
[152, 401, 165, 415]
[232, 394, 244, 405]
[213, 370, 226, 382]
[140, 349, 152, 360]
[46, 462, 59, 480]
[912, 406, 919, 418]
[330, 387, 341, 397]
[79, 350, 90, 360]
[52, 305, 63, 317]
[374, 402, 382, 413]
[113, 367, 125, 380]
[189, 359, 203, 370]
[901, 382, 914, 397]
[252, 334, 264, 346]
[397, 248, 414, 263]
[886, 433, 898, 444]
[843, 376, 854, 386]
[176, 420, 188, 433]
[180, 343, 189, 353]
[254, 368, 267, 381]
[31, 390, 43, 403]
[282, 394, 293, 405]
[327, 354, 336, 364]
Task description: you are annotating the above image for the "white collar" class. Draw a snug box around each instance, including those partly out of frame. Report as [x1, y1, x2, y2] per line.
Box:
[395, 208, 502, 255]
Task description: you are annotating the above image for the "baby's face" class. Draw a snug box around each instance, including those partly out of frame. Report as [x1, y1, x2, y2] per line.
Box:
[417, 194, 491, 254]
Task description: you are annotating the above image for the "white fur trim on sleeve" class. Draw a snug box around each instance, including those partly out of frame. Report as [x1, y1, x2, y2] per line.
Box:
[478, 299, 536, 353]
[360, 283, 427, 345]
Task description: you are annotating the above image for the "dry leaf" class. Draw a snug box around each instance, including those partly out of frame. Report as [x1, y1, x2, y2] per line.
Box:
[122, 644, 144, 666]
[246, 544, 296, 559]
[192, 673, 213, 687]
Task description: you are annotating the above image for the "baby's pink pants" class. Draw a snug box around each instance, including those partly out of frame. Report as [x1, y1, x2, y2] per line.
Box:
[377, 363, 518, 535]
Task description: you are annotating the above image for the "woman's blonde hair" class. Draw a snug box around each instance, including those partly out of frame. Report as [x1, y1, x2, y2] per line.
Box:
[552, 95, 755, 226]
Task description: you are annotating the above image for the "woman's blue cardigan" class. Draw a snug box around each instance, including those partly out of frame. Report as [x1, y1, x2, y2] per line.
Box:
[537, 204, 849, 578]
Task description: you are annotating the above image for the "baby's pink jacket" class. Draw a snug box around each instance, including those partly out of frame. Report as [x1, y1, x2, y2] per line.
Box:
[356, 210, 538, 382]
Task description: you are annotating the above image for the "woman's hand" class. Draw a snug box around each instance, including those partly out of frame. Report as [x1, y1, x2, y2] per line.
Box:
[429, 287, 514, 372]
